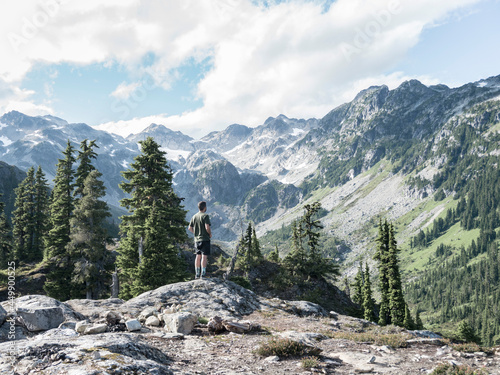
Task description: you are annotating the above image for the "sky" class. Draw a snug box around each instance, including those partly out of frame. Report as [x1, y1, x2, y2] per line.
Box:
[0, 0, 499, 139]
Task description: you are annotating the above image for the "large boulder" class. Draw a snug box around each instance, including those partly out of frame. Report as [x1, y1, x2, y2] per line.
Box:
[0, 332, 173, 374]
[1, 295, 85, 322]
[163, 312, 198, 334]
[17, 307, 65, 332]
[121, 278, 263, 319]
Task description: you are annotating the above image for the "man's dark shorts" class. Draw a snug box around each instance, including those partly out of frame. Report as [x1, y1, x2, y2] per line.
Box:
[195, 241, 211, 255]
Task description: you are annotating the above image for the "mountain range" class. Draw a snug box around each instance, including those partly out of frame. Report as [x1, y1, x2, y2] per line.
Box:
[1, 75, 499, 260]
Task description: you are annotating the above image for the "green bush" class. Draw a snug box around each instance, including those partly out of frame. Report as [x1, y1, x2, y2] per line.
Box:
[301, 356, 320, 369]
[431, 363, 488, 375]
[255, 337, 309, 357]
[229, 276, 252, 290]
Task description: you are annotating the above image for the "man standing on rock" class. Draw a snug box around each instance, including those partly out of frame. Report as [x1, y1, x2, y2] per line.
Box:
[188, 201, 212, 279]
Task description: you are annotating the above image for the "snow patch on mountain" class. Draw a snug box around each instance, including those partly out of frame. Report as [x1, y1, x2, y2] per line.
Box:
[0, 136, 13, 146]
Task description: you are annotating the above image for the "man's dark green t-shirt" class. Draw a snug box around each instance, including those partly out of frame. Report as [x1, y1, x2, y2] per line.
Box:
[189, 212, 211, 242]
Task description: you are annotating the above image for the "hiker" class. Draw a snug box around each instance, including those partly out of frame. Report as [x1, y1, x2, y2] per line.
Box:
[188, 201, 212, 279]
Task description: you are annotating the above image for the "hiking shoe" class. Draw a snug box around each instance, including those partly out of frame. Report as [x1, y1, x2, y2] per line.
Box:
[195, 274, 201, 280]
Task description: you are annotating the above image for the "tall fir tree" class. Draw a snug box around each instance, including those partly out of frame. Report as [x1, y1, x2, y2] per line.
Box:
[131, 202, 187, 296]
[352, 262, 364, 305]
[44, 141, 76, 301]
[74, 139, 98, 199]
[362, 263, 376, 322]
[117, 137, 188, 299]
[374, 220, 409, 327]
[12, 167, 42, 262]
[374, 220, 390, 325]
[0, 195, 12, 268]
[283, 220, 307, 276]
[68, 170, 112, 299]
[268, 244, 280, 263]
[387, 224, 406, 326]
[33, 166, 49, 260]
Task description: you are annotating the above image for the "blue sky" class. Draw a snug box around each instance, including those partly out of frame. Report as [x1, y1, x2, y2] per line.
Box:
[0, 0, 499, 139]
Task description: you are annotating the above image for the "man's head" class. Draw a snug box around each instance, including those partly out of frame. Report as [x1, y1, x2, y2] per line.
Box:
[198, 201, 207, 212]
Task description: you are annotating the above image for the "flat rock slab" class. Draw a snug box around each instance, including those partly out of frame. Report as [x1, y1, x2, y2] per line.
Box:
[17, 306, 65, 332]
[1, 295, 85, 322]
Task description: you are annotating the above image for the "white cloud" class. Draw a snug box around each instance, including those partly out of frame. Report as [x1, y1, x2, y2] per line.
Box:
[110, 81, 142, 100]
[0, 0, 483, 138]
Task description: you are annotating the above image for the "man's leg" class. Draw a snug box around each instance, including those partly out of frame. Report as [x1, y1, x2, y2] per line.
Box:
[201, 255, 208, 277]
[195, 254, 202, 278]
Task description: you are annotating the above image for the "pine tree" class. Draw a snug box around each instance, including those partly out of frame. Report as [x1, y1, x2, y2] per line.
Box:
[44, 141, 76, 300]
[131, 202, 187, 296]
[33, 166, 49, 260]
[362, 263, 375, 322]
[403, 303, 415, 330]
[12, 167, 37, 262]
[74, 139, 98, 199]
[283, 220, 307, 276]
[68, 170, 112, 299]
[374, 220, 390, 325]
[0, 195, 12, 268]
[268, 244, 280, 263]
[117, 137, 188, 299]
[415, 310, 424, 330]
[352, 262, 364, 305]
[387, 224, 406, 326]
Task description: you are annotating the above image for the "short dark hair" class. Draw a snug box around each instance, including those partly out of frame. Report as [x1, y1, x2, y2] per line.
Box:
[198, 201, 207, 211]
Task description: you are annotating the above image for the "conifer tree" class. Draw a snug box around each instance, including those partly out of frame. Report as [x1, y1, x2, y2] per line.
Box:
[68, 170, 112, 299]
[0, 196, 12, 268]
[284, 202, 339, 280]
[268, 244, 280, 263]
[284, 220, 307, 276]
[117, 137, 188, 299]
[415, 310, 424, 330]
[12, 179, 28, 262]
[403, 303, 415, 330]
[374, 220, 390, 325]
[44, 141, 76, 300]
[33, 166, 49, 259]
[352, 262, 364, 305]
[387, 224, 406, 326]
[74, 139, 98, 199]
[374, 220, 408, 327]
[131, 202, 187, 296]
[12, 166, 46, 262]
[362, 263, 375, 322]
[238, 223, 263, 274]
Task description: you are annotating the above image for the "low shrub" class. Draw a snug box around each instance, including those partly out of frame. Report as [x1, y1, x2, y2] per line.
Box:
[431, 363, 488, 375]
[301, 356, 320, 369]
[255, 337, 308, 357]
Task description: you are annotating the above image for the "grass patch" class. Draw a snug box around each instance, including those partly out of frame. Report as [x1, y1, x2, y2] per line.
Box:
[255, 337, 319, 357]
[301, 356, 320, 369]
[430, 363, 488, 375]
[328, 327, 411, 348]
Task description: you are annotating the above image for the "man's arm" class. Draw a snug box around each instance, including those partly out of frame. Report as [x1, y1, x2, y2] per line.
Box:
[205, 223, 212, 238]
[188, 225, 194, 234]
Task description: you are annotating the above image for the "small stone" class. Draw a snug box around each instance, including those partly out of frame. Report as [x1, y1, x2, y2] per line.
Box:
[145, 316, 160, 327]
[75, 320, 89, 333]
[84, 323, 107, 334]
[264, 356, 280, 362]
[125, 319, 142, 332]
[92, 351, 101, 360]
[368, 356, 376, 363]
